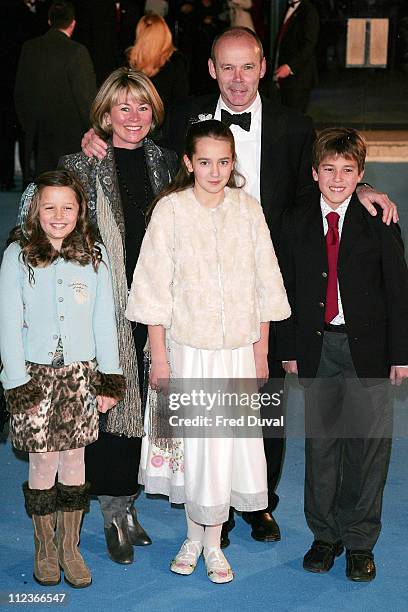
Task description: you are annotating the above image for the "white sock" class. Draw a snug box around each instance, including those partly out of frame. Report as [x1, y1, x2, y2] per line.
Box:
[185, 507, 204, 543]
[203, 524, 222, 550]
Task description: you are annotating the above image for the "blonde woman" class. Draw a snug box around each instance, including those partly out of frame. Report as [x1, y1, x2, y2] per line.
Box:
[60, 67, 178, 565]
[127, 14, 188, 107]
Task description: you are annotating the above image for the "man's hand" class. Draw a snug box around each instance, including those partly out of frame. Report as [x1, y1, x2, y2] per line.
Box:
[274, 64, 292, 81]
[81, 128, 108, 160]
[282, 360, 298, 375]
[96, 395, 118, 413]
[356, 184, 398, 225]
[390, 366, 408, 386]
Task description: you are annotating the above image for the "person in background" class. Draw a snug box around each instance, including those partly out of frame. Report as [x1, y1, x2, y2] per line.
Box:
[60, 67, 178, 565]
[273, 0, 320, 113]
[228, 0, 255, 31]
[14, 1, 96, 183]
[127, 13, 188, 109]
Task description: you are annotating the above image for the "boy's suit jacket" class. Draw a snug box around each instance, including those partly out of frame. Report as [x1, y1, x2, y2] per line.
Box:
[277, 192, 408, 382]
[161, 94, 316, 245]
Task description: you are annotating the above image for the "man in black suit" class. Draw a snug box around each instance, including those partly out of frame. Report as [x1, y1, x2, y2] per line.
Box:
[14, 1, 96, 181]
[278, 127, 408, 581]
[81, 26, 398, 547]
[273, 0, 320, 113]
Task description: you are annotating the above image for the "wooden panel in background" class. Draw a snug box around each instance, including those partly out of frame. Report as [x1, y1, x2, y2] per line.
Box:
[370, 19, 389, 66]
[346, 18, 389, 68]
[346, 19, 366, 66]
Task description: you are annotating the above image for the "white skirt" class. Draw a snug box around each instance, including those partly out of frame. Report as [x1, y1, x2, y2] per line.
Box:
[139, 340, 268, 524]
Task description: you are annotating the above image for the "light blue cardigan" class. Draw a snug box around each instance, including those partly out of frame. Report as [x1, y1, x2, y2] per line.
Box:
[0, 242, 122, 390]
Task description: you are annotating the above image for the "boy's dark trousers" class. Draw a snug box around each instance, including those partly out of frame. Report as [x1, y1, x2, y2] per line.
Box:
[304, 330, 393, 551]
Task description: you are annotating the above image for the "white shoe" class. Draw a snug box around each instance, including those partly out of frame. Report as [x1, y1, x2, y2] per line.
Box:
[170, 539, 203, 575]
[204, 547, 234, 584]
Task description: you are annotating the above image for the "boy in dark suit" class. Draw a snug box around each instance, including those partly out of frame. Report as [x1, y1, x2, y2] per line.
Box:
[278, 128, 408, 581]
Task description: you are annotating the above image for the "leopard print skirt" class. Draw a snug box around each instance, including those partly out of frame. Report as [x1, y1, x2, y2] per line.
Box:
[10, 361, 99, 453]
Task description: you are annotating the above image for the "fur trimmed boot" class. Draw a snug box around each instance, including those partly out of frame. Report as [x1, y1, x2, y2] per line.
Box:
[22, 482, 60, 586]
[56, 482, 92, 588]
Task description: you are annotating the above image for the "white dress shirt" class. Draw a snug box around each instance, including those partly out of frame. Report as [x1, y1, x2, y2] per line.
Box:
[215, 93, 262, 202]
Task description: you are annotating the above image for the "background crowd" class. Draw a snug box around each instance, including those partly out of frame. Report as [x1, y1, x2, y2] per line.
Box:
[2, 0, 408, 191]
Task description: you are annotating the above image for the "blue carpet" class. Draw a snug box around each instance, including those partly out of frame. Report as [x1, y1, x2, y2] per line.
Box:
[1, 165, 408, 611]
[0, 435, 407, 612]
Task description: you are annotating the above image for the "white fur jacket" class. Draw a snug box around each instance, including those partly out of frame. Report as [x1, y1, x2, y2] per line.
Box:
[126, 187, 291, 350]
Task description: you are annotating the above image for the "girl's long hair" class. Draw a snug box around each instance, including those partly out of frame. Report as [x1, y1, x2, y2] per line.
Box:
[148, 120, 244, 220]
[127, 14, 176, 77]
[8, 170, 102, 282]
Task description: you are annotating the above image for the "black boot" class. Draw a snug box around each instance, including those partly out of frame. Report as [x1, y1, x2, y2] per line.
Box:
[99, 495, 134, 564]
[126, 495, 152, 546]
[104, 515, 134, 564]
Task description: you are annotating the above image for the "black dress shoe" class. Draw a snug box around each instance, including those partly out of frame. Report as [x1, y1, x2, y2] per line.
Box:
[126, 504, 152, 546]
[104, 515, 134, 564]
[303, 540, 344, 573]
[346, 550, 376, 582]
[242, 511, 281, 542]
[221, 508, 235, 549]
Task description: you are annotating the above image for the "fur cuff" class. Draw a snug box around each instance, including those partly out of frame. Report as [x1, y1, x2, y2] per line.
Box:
[23, 482, 57, 516]
[91, 372, 126, 400]
[4, 380, 44, 415]
[56, 482, 90, 513]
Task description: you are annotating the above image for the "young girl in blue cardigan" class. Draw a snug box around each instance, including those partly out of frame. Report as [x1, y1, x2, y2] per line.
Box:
[0, 170, 125, 588]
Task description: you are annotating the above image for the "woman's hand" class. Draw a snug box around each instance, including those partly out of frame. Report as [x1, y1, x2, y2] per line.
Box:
[81, 128, 108, 160]
[96, 395, 118, 413]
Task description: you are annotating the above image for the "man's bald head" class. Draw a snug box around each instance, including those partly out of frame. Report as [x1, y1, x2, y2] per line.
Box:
[211, 27, 264, 65]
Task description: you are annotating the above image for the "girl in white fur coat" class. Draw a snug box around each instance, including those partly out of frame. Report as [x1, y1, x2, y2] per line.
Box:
[126, 120, 290, 583]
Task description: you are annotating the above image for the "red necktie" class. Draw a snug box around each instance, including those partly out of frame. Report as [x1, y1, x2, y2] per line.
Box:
[325, 212, 340, 323]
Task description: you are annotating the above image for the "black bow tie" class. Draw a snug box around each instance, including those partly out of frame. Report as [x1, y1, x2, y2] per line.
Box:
[221, 109, 251, 132]
[288, 0, 300, 7]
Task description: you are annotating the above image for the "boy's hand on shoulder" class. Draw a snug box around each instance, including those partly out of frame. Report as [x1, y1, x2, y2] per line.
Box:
[282, 360, 298, 375]
[390, 366, 408, 386]
[96, 395, 118, 413]
[356, 184, 398, 225]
